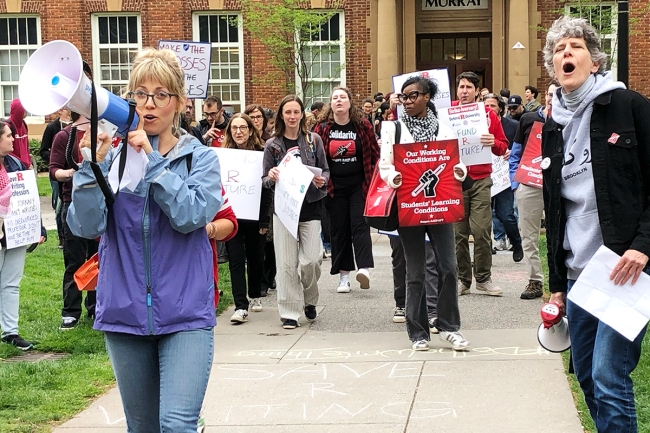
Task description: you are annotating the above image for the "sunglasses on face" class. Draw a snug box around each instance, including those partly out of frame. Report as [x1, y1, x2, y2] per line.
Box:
[397, 91, 427, 103]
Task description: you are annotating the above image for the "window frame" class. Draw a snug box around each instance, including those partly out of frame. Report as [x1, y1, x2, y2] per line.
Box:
[297, 11, 346, 108]
[192, 12, 245, 118]
[565, 2, 617, 79]
[90, 13, 142, 96]
[0, 14, 41, 120]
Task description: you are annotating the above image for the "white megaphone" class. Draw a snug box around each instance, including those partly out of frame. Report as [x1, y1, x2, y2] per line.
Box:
[537, 302, 571, 353]
[18, 40, 138, 159]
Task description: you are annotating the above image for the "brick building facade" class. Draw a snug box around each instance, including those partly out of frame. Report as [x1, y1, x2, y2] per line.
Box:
[1, 0, 649, 135]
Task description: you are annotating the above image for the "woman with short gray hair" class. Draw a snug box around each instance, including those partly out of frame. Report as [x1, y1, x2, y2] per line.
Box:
[542, 16, 650, 432]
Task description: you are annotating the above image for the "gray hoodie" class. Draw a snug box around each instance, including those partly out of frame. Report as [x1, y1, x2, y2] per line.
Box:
[552, 72, 625, 279]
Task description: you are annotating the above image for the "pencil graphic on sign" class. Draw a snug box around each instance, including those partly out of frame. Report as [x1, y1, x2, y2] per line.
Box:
[412, 163, 446, 197]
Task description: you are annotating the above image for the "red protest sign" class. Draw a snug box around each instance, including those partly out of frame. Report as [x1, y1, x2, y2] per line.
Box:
[514, 122, 543, 188]
[393, 140, 464, 226]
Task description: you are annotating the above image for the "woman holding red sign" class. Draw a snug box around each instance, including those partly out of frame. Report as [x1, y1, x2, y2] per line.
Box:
[313, 87, 379, 293]
[379, 76, 469, 352]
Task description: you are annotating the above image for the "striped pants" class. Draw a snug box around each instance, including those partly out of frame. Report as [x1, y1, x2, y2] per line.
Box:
[273, 215, 322, 322]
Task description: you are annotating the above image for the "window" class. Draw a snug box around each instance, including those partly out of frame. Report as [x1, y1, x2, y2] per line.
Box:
[193, 13, 245, 114]
[300, 12, 345, 109]
[0, 16, 40, 117]
[91, 14, 141, 96]
[567, 2, 617, 77]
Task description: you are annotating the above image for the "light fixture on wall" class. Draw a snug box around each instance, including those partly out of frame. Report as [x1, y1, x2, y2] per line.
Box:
[512, 41, 525, 49]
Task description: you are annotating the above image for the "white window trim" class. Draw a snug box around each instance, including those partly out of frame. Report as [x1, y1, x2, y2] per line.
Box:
[296, 11, 346, 103]
[565, 2, 617, 80]
[0, 14, 42, 122]
[192, 12, 245, 119]
[91, 13, 142, 94]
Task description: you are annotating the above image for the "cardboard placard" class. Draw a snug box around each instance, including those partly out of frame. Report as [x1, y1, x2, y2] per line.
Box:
[158, 40, 212, 98]
[274, 152, 315, 239]
[213, 147, 263, 221]
[393, 140, 464, 226]
[490, 154, 511, 196]
[438, 102, 491, 166]
[514, 122, 543, 188]
[4, 170, 41, 249]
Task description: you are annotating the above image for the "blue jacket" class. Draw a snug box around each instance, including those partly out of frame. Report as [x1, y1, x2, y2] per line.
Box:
[67, 135, 223, 335]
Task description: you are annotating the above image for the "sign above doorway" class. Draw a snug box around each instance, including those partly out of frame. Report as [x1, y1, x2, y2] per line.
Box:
[422, 0, 488, 10]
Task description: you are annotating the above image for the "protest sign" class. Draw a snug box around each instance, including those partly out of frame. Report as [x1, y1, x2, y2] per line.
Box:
[393, 139, 464, 226]
[274, 154, 315, 239]
[4, 170, 41, 249]
[158, 40, 212, 98]
[438, 102, 491, 166]
[490, 154, 511, 196]
[213, 147, 263, 220]
[514, 122, 543, 189]
[392, 69, 451, 117]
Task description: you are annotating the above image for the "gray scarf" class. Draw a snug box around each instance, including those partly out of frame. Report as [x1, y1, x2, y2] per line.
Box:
[400, 107, 439, 142]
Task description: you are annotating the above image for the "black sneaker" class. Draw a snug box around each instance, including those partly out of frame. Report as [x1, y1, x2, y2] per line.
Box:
[260, 289, 268, 298]
[282, 319, 298, 329]
[305, 305, 317, 322]
[60, 317, 78, 330]
[512, 243, 524, 263]
[1, 334, 34, 351]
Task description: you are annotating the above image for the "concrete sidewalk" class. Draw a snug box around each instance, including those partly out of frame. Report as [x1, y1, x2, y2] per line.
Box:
[52, 234, 584, 433]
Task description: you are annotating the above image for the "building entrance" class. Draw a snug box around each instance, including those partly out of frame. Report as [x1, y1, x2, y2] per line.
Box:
[416, 33, 492, 100]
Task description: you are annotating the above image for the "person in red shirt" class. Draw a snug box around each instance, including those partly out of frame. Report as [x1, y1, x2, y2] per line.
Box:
[453, 72, 508, 297]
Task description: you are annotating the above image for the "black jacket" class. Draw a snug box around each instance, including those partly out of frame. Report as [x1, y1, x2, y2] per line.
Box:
[542, 89, 650, 293]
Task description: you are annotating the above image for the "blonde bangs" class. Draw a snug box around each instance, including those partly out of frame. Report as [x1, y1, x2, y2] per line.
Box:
[127, 48, 185, 102]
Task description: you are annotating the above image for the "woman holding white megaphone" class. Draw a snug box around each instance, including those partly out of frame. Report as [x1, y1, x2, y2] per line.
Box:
[67, 48, 222, 432]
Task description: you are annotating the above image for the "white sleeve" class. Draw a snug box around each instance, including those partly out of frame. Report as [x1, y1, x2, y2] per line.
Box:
[379, 121, 401, 188]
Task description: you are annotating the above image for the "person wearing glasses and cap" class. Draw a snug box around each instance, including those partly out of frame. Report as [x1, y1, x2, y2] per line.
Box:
[506, 95, 526, 121]
[190, 95, 232, 146]
[67, 47, 222, 432]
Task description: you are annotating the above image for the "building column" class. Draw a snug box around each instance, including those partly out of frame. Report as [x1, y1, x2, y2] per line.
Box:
[506, 0, 530, 96]
[377, 0, 400, 92]
[491, 0, 504, 92]
[402, 0, 416, 73]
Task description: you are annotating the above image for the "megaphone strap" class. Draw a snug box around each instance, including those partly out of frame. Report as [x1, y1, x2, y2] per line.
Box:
[65, 125, 79, 171]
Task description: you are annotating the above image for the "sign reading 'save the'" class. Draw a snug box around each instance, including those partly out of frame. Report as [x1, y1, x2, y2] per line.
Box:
[422, 0, 487, 10]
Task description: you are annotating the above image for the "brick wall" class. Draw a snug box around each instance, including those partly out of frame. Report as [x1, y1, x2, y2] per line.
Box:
[536, 0, 650, 96]
[9, 0, 373, 111]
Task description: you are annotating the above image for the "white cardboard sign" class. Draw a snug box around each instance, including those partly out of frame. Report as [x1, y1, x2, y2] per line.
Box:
[4, 170, 40, 249]
[438, 102, 491, 166]
[274, 154, 315, 240]
[490, 154, 511, 197]
[158, 40, 212, 98]
[213, 147, 263, 221]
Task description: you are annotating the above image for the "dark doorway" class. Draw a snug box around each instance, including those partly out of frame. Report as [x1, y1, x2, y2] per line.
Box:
[417, 33, 492, 100]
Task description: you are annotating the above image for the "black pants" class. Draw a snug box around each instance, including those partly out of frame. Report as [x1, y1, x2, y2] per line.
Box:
[62, 202, 97, 319]
[326, 185, 374, 274]
[226, 220, 265, 310]
[261, 240, 276, 290]
[390, 235, 438, 318]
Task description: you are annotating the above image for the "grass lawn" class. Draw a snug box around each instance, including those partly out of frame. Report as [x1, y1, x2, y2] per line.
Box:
[36, 175, 52, 197]
[540, 235, 650, 433]
[0, 231, 233, 433]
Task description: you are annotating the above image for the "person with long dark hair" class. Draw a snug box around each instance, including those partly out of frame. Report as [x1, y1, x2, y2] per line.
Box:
[223, 113, 273, 323]
[262, 95, 329, 329]
[380, 76, 469, 352]
[313, 87, 379, 293]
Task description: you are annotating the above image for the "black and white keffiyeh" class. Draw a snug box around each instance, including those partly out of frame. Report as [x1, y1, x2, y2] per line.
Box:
[399, 107, 439, 142]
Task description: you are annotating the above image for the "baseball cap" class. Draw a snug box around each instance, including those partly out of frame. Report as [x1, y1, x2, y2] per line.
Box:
[507, 95, 523, 107]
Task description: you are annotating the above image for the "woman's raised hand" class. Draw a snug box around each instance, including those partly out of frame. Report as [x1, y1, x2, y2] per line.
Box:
[79, 129, 111, 163]
[127, 109, 153, 154]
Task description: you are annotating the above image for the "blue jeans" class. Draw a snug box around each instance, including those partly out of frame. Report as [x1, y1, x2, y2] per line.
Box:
[567, 279, 646, 433]
[491, 188, 521, 245]
[104, 328, 214, 433]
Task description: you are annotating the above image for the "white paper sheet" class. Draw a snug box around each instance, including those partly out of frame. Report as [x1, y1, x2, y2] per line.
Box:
[567, 245, 650, 341]
[108, 146, 149, 193]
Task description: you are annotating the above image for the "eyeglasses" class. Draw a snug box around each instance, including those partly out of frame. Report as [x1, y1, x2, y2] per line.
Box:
[203, 111, 221, 118]
[231, 125, 249, 132]
[128, 90, 177, 108]
[249, 115, 263, 120]
[397, 91, 426, 103]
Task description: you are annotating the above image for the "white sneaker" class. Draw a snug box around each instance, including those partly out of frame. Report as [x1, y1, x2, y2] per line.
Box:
[356, 268, 370, 289]
[230, 309, 248, 323]
[337, 281, 351, 293]
[429, 317, 439, 334]
[458, 280, 471, 296]
[439, 331, 470, 351]
[494, 238, 507, 251]
[412, 339, 429, 351]
[475, 279, 503, 296]
[393, 307, 406, 323]
[250, 298, 263, 312]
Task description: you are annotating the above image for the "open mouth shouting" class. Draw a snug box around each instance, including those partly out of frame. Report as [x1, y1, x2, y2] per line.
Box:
[562, 61, 576, 75]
